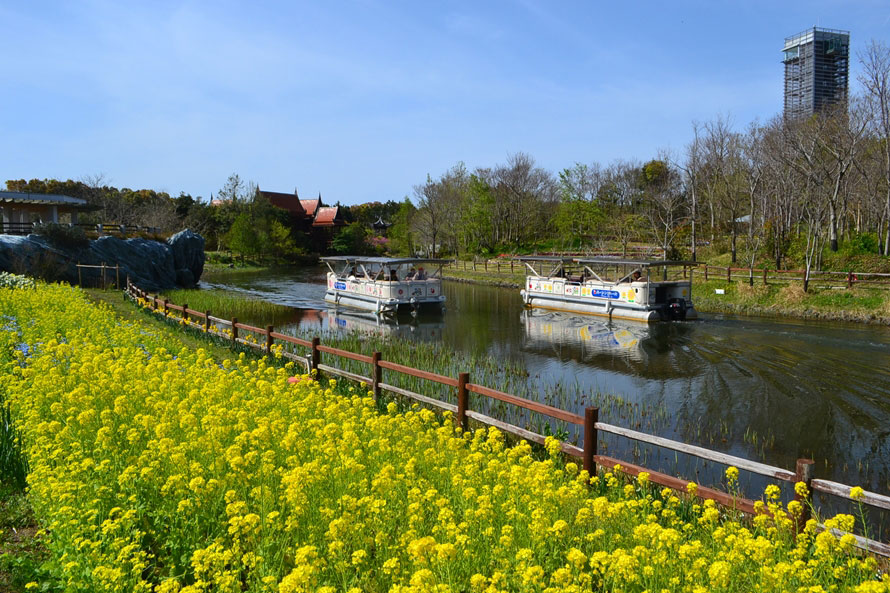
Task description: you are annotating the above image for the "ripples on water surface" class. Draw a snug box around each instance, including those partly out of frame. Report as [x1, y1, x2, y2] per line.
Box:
[202, 268, 890, 517]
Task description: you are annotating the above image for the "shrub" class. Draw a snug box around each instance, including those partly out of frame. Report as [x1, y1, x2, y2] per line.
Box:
[32, 222, 89, 249]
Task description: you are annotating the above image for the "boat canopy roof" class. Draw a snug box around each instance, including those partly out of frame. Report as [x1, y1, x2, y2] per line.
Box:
[574, 257, 699, 267]
[320, 256, 450, 266]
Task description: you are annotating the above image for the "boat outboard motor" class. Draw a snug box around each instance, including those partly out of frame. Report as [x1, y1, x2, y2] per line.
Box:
[667, 298, 687, 320]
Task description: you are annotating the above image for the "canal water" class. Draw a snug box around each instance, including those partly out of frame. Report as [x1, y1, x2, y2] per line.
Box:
[202, 267, 890, 519]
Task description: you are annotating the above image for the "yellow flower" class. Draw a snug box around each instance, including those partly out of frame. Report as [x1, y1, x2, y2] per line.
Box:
[725, 466, 739, 484]
[687, 482, 698, 496]
[794, 481, 809, 498]
[849, 486, 865, 501]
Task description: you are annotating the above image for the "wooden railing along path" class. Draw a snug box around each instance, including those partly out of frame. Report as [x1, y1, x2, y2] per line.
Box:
[125, 279, 890, 556]
[447, 258, 890, 290]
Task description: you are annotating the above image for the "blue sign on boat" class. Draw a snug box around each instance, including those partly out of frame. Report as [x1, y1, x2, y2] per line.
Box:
[591, 289, 619, 299]
[334, 281, 347, 290]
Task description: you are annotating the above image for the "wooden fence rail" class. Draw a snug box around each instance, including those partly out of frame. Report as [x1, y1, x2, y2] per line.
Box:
[124, 279, 890, 555]
[75, 262, 120, 291]
[446, 259, 890, 290]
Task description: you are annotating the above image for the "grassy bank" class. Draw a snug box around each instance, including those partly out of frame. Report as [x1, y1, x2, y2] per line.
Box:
[442, 265, 525, 287]
[442, 265, 890, 325]
[692, 279, 890, 324]
[3, 282, 888, 591]
[161, 288, 297, 325]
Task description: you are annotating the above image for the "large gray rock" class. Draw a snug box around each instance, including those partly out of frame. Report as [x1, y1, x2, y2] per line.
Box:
[167, 229, 204, 288]
[0, 229, 206, 292]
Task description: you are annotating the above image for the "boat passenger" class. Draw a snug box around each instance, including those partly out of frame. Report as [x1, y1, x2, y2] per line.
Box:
[632, 271, 642, 282]
[406, 267, 417, 280]
[415, 267, 427, 280]
[389, 269, 399, 281]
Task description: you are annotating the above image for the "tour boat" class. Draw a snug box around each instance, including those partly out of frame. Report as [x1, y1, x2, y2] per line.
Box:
[322, 256, 448, 315]
[518, 257, 698, 322]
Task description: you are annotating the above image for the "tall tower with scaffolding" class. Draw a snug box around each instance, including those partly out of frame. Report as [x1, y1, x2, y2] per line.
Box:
[782, 27, 850, 119]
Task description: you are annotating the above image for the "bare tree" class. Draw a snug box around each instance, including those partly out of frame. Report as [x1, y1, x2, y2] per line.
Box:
[701, 115, 747, 263]
[413, 175, 448, 257]
[740, 123, 766, 283]
[783, 102, 869, 252]
[674, 122, 703, 261]
[640, 155, 685, 266]
[859, 40, 890, 254]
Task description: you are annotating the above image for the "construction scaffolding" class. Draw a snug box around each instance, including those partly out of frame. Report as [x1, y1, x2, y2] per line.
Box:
[782, 27, 850, 119]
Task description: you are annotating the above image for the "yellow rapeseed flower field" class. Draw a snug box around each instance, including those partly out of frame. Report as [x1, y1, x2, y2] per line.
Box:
[1, 283, 887, 592]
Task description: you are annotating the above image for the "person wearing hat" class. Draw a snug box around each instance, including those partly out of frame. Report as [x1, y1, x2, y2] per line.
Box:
[415, 266, 427, 280]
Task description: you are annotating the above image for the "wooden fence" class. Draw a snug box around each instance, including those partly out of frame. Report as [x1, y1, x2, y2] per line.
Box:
[696, 265, 890, 289]
[76, 262, 120, 290]
[125, 279, 890, 555]
[447, 259, 890, 290]
[0, 221, 160, 237]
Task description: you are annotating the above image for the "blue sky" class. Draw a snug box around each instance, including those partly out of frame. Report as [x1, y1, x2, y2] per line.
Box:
[1, 1, 888, 205]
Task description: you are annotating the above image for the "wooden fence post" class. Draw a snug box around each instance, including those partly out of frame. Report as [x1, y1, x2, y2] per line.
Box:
[511, 260, 514, 274]
[847, 271, 853, 289]
[794, 458, 815, 532]
[266, 325, 274, 354]
[763, 268, 768, 286]
[204, 311, 211, 333]
[101, 262, 107, 290]
[163, 299, 169, 317]
[77, 262, 82, 286]
[726, 267, 731, 283]
[231, 318, 238, 343]
[182, 304, 188, 324]
[584, 407, 598, 477]
[310, 337, 320, 373]
[371, 352, 382, 400]
[704, 265, 708, 281]
[456, 372, 469, 432]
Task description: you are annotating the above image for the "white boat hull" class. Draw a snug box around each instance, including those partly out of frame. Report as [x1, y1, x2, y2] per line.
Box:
[521, 290, 697, 323]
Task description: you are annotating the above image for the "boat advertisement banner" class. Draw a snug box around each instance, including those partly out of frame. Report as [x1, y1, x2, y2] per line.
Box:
[581, 287, 620, 300]
[335, 281, 347, 290]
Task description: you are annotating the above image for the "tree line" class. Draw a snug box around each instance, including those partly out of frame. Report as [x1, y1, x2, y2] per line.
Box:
[404, 41, 890, 289]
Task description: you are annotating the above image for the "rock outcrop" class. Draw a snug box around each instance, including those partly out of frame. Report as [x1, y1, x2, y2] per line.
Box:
[0, 229, 205, 292]
[167, 229, 205, 288]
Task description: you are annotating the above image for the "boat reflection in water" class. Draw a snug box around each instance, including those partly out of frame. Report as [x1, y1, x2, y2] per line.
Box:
[521, 309, 649, 363]
[324, 308, 445, 341]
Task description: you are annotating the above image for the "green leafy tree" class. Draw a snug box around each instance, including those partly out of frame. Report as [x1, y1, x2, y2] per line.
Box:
[224, 212, 261, 261]
[387, 199, 417, 255]
[269, 219, 298, 259]
[332, 222, 371, 254]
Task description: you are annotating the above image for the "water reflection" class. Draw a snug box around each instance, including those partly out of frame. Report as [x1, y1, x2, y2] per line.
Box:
[326, 309, 445, 341]
[521, 309, 646, 363]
